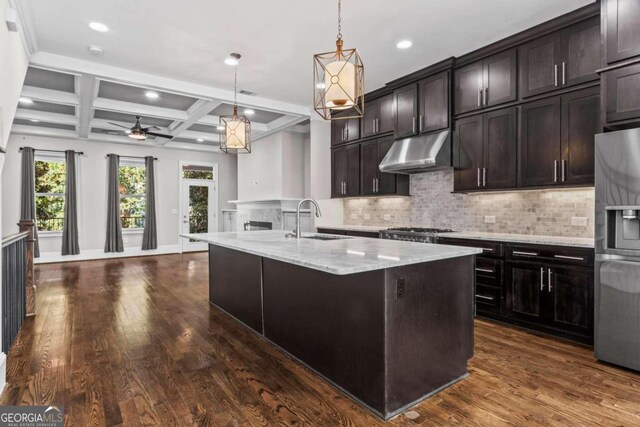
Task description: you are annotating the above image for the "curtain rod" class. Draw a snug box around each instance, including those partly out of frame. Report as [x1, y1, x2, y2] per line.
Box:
[19, 147, 84, 155]
[107, 155, 158, 160]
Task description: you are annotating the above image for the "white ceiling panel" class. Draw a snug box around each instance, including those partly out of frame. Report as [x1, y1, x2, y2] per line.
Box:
[97, 80, 199, 111]
[23, 67, 76, 93]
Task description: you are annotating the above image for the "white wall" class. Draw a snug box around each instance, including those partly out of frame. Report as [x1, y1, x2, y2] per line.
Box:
[236, 130, 308, 201]
[309, 119, 343, 226]
[0, 0, 28, 149]
[2, 134, 237, 258]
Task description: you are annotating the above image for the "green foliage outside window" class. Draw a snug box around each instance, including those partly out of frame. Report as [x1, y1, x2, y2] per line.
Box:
[119, 165, 146, 229]
[182, 170, 214, 180]
[35, 160, 66, 231]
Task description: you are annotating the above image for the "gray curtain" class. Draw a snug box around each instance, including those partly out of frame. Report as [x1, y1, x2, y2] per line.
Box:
[20, 147, 39, 257]
[104, 154, 124, 253]
[62, 150, 80, 255]
[142, 156, 157, 250]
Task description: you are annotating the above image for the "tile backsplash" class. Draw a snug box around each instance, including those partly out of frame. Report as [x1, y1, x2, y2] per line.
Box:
[343, 169, 595, 238]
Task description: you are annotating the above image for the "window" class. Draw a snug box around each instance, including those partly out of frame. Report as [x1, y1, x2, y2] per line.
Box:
[35, 158, 66, 232]
[119, 163, 146, 229]
[182, 164, 214, 180]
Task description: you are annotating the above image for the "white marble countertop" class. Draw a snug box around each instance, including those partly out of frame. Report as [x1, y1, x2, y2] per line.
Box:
[182, 230, 481, 275]
[316, 224, 401, 233]
[439, 231, 594, 249]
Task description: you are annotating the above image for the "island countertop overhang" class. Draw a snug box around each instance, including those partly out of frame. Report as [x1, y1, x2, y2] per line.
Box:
[181, 230, 482, 275]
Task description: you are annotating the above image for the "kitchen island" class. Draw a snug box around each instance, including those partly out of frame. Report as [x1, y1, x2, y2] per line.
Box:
[183, 230, 481, 420]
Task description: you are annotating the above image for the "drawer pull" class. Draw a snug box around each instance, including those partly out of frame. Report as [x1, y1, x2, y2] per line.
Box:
[475, 294, 495, 301]
[553, 255, 585, 261]
[482, 248, 494, 253]
[513, 251, 539, 257]
[476, 268, 494, 273]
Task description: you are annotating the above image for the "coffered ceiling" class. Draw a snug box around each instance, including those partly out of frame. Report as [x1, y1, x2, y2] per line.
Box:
[10, 0, 594, 151]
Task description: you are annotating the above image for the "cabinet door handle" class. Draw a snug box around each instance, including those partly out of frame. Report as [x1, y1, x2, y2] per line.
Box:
[482, 88, 488, 106]
[344, 182, 347, 195]
[376, 178, 379, 193]
[540, 268, 545, 291]
[477, 168, 481, 187]
[478, 88, 482, 107]
[554, 64, 559, 87]
[548, 269, 553, 292]
[376, 118, 379, 133]
[553, 255, 585, 261]
[562, 61, 566, 86]
[554, 160, 558, 183]
[482, 168, 487, 187]
[475, 268, 494, 273]
[375, 178, 378, 193]
[412, 116, 417, 134]
[419, 115, 424, 133]
[562, 160, 566, 182]
[475, 294, 495, 301]
[513, 251, 539, 257]
[346, 127, 349, 140]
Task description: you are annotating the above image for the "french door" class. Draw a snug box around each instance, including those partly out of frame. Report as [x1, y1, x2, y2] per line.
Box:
[181, 178, 217, 252]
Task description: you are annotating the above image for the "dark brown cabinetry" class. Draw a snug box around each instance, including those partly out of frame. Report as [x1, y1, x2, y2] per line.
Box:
[331, 144, 360, 198]
[362, 94, 394, 138]
[455, 49, 517, 114]
[418, 71, 450, 133]
[604, 0, 640, 64]
[520, 18, 600, 98]
[438, 237, 594, 344]
[331, 110, 360, 146]
[454, 107, 516, 191]
[519, 87, 599, 187]
[394, 84, 419, 138]
[360, 136, 409, 196]
[603, 62, 640, 124]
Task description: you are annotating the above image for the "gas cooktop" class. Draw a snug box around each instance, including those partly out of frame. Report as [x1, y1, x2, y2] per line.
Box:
[386, 227, 454, 233]
[380, 227, 455, 243]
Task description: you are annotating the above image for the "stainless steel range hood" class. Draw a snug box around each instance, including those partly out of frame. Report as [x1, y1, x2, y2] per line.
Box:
[379, 130, 451, 174]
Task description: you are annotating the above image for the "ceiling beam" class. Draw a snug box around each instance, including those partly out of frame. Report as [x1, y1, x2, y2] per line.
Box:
[76, 75, 99, 138]
[30, 52, 311, 116]
[14, 109, 77, 126]
[93, 97, 189, 121]
[164, 99, 222, 146]
[252, 115, 310, 142]
[91, 118, 170, 135]
[21, 86, 79, 106]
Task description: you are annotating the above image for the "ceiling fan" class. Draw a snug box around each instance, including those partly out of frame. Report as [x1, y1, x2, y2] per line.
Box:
[108, 115, 173, 141]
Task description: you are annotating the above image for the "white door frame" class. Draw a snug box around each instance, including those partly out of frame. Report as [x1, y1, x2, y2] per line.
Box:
[179, 161, 218, 252]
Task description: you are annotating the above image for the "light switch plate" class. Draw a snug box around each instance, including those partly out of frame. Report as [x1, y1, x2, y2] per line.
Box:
[383, 214, 391, 221]
[484, 215, 496, 224]
[571, 217, 588, 227]
[364, 213, 371, 220]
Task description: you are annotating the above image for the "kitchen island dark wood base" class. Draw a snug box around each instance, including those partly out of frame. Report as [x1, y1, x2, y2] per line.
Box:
[209, 244, 475, 419]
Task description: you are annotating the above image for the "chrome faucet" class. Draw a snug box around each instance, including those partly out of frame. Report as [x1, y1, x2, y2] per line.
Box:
[295, 199, 322, 238]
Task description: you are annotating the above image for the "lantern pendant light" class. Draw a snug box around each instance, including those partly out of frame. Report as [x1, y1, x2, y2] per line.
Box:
[220, 53, 251, 154]
[313, 0, 364, 120]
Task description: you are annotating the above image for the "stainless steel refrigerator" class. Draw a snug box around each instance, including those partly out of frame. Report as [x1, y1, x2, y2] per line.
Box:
[595, 128, 640, 371]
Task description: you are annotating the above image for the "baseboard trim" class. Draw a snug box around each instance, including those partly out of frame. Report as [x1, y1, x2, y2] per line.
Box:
[34, 244, 181, 264]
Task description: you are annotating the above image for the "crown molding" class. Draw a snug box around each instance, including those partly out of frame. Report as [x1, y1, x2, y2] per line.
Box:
[9, 0, 38, 57]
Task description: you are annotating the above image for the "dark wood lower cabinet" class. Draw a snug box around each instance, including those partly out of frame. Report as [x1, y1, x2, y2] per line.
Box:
[548, 266, 594, 337]
[507, 262, 545, 323]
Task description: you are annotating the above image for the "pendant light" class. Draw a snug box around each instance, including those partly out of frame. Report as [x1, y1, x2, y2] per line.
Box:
[220, 53, 251, 154]
[313, 0, 364, 120]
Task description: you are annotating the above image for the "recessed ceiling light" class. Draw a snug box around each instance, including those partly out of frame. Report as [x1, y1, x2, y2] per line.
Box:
[396, 40, 413, 49]
[244, 109, 255, 115]
[88, 45, 104, 56]
[19, 97, 33, 105]
[216, 125, 224, 131]
[145, 91, 159, 99]
[197, 138, 204, 142]
[29, 119, 40, 122]
[89, 22, 109, 32]
[224, 52, 241, 66]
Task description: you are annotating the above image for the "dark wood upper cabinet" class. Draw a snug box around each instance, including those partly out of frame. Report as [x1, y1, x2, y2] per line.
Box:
[331, 115, 347, 147]
[394, 84, 419, 138]
[519, 32, 563, 98]
[331, 147, 348, 198]
[561, 17, 601, 87]
[561, 86, 600, 185]
[331, 109, 360, 146]
[377, 137, 407, 195]
[482, 108, 517, 189]
[362, 94, 394, 138]
[605, 0, 640, 64]
[418, 71, 450, 133]
[604, 61, 640, 124]
[359, 136, 409, 196]
[454, 114, 484, 191]
[455, 61, 484, 115]
[345, 144, 361, 197]
[455, 49, 516, 114]
[483, 50, 517, 107]
[519, 97, 562, 187]
[360, 140, 378, 195]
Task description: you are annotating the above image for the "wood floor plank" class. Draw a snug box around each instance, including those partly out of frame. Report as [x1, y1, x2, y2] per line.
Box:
[1, 253, 638, 426]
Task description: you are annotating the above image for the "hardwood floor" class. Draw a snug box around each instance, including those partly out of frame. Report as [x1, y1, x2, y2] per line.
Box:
[1, 253, 639, 426]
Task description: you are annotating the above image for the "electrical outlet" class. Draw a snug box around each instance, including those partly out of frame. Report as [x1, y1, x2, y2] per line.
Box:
[571, 217, 588, 227]
[484, 215, 496, 224]
[350, 213, 357, 219]
[383, 214, 391, 221]
[253, 180, 259, 186]
[364, 213, 371, 220]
